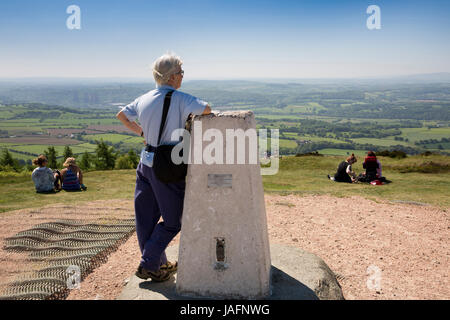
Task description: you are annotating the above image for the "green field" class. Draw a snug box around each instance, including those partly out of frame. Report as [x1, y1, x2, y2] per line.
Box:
[260, 138, 298, 151]
[401, 127, 450, 142]
[282, 132, 343, 144]
[82, 133, 140, 144]
[284, 102, 327, 114]
[6, 143, 97, 156]
[7, 150, 35, 161]
[318, 149, 368, 156]
[351, 137, 412, 147]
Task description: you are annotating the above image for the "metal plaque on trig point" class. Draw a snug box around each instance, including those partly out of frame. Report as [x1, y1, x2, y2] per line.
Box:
[207, 174, 232, 188]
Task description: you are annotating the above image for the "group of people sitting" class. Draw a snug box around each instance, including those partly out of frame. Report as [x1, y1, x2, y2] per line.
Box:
[328, 151, 386, 184]
[31, 155, 87, 193]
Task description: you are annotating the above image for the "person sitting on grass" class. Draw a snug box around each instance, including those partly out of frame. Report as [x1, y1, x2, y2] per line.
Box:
[328, 153, 358, 183]
[60, 157, 87, 191]
[357, 151, 389, 183]
[360, 151, 379, 182]
[31, 154, 62, 193]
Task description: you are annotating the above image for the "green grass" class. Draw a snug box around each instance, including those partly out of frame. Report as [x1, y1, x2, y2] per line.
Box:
[283, 102, 327, 114]
[261, 138, 298, 149]
[0, 143, 19, 147]
[8, 143, 98, 157]
[0, 169, 136, 213]
[1, 154, 448, 214]
[351, 137, 412, 147]
[401, 127, 450, 142]
[279, 132, 343, 144]
[298, 135, 343, 144]
[262, 154, 450, 208]
[82, 133, 141, 144]
[7, 151, 35, 161]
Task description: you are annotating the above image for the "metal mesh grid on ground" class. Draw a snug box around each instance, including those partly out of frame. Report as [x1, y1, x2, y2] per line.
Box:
[0, 219, 135, 300]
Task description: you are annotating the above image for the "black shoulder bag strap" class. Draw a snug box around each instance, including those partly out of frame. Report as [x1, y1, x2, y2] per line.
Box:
[153, 89, 187, 183]
[157, 90, 174, 146]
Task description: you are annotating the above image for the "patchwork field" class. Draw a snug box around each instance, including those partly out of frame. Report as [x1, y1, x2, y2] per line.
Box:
[317, 148, 368, 156]
[1, 102, 449, 163]
[0, 137, 79, 145]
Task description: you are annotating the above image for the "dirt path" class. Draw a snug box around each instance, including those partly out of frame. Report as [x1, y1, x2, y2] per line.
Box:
[1, 195, 448, 300]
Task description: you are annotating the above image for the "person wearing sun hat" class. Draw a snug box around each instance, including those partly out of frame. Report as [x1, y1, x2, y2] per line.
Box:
[60, 157, 87, 191]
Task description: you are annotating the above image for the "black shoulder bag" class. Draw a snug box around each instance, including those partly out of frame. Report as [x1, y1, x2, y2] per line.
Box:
[152, 90, 188, 183]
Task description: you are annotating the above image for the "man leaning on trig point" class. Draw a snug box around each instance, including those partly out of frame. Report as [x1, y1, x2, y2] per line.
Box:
[116, 53, 211, 282]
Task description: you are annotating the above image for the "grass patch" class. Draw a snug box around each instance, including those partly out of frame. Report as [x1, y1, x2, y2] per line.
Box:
[6, 143, 99, 160]
[0, 169, 136, 213]
[401, 127, 450, 142]
[263, 154, 450, 208]
[385, 161, 450, 173]
[1, 155, 449, 213]
[274, 201, 296, 208]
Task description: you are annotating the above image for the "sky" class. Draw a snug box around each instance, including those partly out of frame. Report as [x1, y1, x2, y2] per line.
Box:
[0, 0, 449, 79]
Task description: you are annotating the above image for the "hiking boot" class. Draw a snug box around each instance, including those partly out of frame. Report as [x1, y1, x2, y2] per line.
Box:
[135, 266, 173, 282]
[80, 184, 87, 191]
[160, 261, 177, 272]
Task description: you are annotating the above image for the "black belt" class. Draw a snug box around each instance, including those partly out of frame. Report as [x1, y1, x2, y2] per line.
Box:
[145, 145, 157, 152]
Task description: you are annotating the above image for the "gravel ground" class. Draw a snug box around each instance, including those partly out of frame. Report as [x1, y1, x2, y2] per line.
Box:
[0, 195, 448, 300]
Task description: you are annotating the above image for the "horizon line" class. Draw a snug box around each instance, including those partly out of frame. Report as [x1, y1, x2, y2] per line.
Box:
[1, 72, 450, 82]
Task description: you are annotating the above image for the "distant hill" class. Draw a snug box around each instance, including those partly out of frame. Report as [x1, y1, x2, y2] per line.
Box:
[380, 73, 450, 83]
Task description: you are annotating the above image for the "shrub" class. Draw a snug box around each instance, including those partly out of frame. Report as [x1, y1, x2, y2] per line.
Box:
[394, 161, 450, 174]
[376, 150, 407, 158]
[295, 151, 323, 157]
[44, 146, 58, 169]
[95, 140, 116, 170]
[115, 155, 133, 169]
[0, 149, 20, 172]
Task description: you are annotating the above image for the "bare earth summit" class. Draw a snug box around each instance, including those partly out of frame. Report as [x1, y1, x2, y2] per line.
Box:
[0, 195, 448, 300]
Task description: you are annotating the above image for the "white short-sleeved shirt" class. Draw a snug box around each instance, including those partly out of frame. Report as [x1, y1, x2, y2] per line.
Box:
[120, 85, 208, 146]
[32, 167, 55, 192]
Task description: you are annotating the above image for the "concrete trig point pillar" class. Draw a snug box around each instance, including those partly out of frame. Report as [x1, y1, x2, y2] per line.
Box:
[176, 111, 271, 299]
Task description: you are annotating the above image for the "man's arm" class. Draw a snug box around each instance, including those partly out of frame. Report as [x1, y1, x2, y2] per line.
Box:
[116, 110, 144, 136]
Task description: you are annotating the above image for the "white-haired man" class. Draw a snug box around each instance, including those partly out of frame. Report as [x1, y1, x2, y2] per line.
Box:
[117, 53, 211, 282]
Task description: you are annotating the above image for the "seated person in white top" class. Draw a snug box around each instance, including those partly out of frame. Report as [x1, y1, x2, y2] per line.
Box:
[31, 155, 62, 193]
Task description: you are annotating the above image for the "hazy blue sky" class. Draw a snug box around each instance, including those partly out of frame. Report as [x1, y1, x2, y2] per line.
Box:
[0, 0, 449, 79]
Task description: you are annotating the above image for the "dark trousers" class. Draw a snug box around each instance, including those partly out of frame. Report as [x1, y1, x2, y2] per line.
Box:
[134, 162, 185, 271]
[53, 169, 62, 190]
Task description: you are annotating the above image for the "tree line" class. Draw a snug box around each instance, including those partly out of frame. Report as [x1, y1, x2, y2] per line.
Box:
[0, 139, 140, 173]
